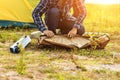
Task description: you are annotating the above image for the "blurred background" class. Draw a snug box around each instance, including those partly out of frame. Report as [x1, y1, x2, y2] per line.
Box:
[28, 0, 120, 34]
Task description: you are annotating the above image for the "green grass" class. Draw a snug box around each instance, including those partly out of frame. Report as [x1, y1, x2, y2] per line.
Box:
[0, 3, 120, 80]
[85, 4, 120, 34]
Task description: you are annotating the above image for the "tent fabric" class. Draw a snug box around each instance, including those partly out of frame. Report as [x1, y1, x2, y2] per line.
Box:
[0, 0, 38, 28]
[0, 20, 35, 28]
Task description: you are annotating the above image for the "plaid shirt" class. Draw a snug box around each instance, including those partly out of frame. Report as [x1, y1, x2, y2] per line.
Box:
[32, 0, 86, 32]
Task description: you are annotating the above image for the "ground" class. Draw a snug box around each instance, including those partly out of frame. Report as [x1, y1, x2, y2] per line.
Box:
[0, 28, 120, 80]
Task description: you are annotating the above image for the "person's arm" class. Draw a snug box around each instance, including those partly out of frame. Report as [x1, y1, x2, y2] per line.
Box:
[68, 0, 86, 37]
[32, 0, 48, 32]
[73, 0, 86, 29]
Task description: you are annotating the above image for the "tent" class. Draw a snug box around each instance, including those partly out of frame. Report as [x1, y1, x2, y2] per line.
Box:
[0, 0, 39, 28]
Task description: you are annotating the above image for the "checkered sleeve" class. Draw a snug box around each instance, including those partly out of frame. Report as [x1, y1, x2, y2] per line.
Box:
[73, 0, 86, 29]
[32, 0, 48, 32]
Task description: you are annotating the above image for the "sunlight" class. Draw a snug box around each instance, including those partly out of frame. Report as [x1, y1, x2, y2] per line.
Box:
[86, 0, 120, 4]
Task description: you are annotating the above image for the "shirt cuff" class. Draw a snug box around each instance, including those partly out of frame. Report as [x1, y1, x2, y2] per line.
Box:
[40, 27, 47, 32]
[73, 23, 81, 29]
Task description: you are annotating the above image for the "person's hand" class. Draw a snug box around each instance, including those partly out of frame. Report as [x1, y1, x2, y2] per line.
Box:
[68, 27, 77, 38]
[43, 30, 55, 38]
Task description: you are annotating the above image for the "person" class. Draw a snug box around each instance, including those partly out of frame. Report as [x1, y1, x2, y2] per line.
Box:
[32, 0, 86, 38]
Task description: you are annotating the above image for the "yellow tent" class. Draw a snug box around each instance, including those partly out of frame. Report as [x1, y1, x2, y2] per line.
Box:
[0, 0, 39, 28]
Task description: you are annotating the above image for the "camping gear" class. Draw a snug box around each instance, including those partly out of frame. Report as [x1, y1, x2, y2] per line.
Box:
[37, 32, 110, 49]
[10, 36, 31, 53]
[0, 0, 39, 28]
[95, 34, 110, 49]
[83, 32, 110, 49]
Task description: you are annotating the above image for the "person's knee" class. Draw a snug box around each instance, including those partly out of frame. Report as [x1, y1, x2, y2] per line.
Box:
[48, 8, 59, 16]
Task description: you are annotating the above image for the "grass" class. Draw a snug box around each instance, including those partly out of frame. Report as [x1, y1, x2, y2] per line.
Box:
[85, 4, 120, 34]
[0, 3, 120, 80]
[16, 46, 26, 75]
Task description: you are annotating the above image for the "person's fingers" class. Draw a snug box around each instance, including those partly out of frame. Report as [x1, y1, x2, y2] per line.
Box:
[49, 32, 53, 37]
[70, 34, 74, 38]
[68, 34, 70, 37]
[69, 34, 72, 37]
[68, 33, 72, 38]
[68, 32, 71, 37]
[51, 32, 55, 37]
[47, 31, 54, 37]
[46, 33, 50, 37]
[68, 33, 76, 38]
[46, 32, 50, 37]
[72, 34, 75, 37]
[50, 31, 54, 36]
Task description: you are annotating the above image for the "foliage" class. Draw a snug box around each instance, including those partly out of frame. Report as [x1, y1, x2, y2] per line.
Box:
[16, 45, 26, 75]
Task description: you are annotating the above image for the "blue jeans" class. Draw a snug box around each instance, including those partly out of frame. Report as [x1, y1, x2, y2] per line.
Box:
[45, 8, 85, 35]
